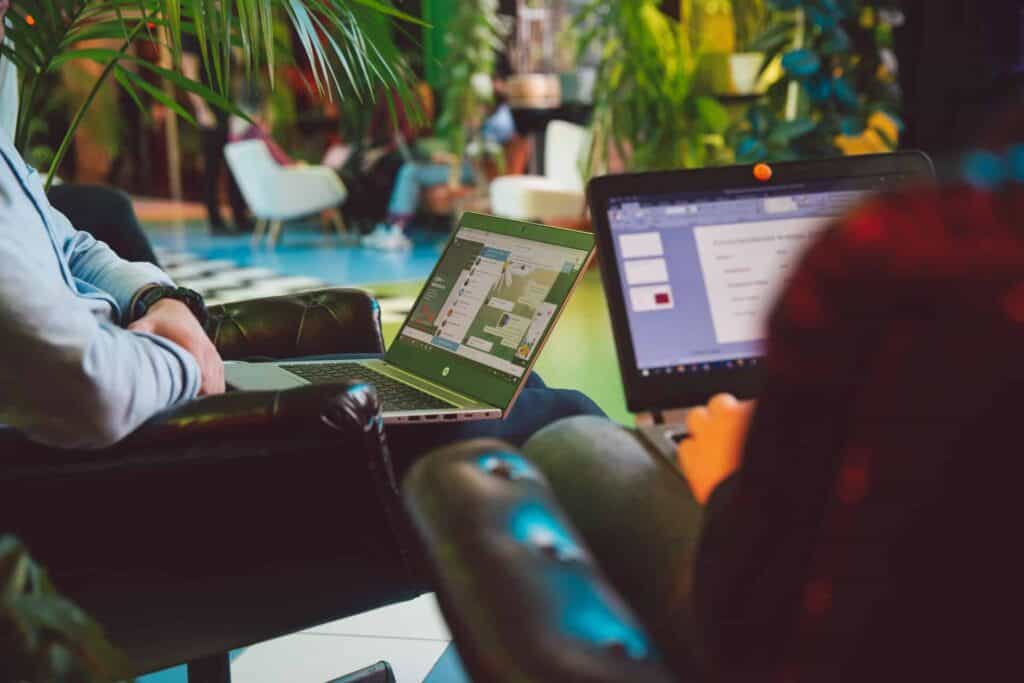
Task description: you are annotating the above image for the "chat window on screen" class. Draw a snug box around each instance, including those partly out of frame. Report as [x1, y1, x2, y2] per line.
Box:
[404, 231, 585, 377]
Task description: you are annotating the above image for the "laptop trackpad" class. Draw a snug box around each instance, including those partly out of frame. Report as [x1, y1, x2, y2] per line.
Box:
[225, 361, 307, 391]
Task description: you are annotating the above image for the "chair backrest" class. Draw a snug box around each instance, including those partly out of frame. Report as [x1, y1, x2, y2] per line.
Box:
[223, 140, 280, 219]
[698, 186, 1023, 682]
[543, 120, 589, 192]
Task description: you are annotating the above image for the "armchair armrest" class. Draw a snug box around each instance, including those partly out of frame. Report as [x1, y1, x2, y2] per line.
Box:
[1, 382, 388, 480]
[403, 440, 675, 683]
[206, 288, 385, 361]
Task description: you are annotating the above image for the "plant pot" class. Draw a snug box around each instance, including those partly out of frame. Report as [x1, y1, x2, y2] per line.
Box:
[558, 67, 596, 105]
[507, 73, 562, 109]
[699, 52, 768, 96]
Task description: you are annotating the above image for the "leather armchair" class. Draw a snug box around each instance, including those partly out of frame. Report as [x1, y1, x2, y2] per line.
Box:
[1, 289, 423, 681]
[403, 434, 678, 683]
[403, 414, 989, 682]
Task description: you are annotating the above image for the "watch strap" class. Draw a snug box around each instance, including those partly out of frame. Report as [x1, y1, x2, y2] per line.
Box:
[131, 286, 209, 327]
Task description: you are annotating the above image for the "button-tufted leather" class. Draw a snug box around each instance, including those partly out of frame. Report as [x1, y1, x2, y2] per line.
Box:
[206, 288, 385, 361]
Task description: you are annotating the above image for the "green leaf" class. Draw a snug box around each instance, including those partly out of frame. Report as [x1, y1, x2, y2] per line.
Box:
[737, 136, 768, 163]
[695, 96, 730, 135]
[770, 117, 818, 144]
[782, 48, 821, 78]
[747, 105, 776, 136]
[840, 115, 867, 137]
[748, 21, 797, 53]
[872, 125, 897, 149]
[5, 0, 421, 172]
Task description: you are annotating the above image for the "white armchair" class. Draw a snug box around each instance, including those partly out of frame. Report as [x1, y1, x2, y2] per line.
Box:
[489, 120, 590, 222]
[224, 139, 349, 246]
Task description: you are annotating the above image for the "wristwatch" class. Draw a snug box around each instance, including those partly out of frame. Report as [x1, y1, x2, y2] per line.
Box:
[130, 285, 209, 327]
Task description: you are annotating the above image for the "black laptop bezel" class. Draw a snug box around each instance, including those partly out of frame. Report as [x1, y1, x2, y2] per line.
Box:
[587, 152, 935, 413]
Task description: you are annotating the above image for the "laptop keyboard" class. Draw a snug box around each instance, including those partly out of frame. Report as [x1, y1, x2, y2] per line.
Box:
[278, 363, 454, 411]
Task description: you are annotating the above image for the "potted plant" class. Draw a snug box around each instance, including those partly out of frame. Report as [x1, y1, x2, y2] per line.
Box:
[1, 536, 129, 682]
[435, 0, 511, 188]
[692, 0, 775, 96]
[1, 0, 421, 188]
[575, 0, 731, 174]
[731, 0, 903, 162]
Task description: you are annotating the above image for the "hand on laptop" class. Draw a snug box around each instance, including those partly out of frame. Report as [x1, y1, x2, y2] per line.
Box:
[130, 299, 225, 396]
[677, 394, 754, 505]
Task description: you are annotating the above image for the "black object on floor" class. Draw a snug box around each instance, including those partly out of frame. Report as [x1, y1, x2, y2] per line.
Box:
[325, 660, 396, 683]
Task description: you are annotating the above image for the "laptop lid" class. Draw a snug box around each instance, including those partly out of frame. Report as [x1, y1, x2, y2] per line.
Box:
[587, 152, 935, 413]
[386, 212, 596, 409]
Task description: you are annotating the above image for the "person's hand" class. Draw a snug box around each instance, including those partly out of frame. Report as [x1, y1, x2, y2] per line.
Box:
[195, 105, 217, 129]
[129, 299, 225, 396]
[677, 394, 755, 505]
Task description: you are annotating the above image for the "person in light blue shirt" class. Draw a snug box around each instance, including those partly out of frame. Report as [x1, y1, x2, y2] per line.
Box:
[0, 4, 217, 449]
[0, 122, 224, 448]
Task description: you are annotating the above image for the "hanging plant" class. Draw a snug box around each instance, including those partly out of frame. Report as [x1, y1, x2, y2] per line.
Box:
[732, 0, 903, 162]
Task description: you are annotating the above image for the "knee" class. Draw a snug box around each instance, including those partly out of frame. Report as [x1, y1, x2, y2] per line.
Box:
[525, 415, 623, 469]
[556, 390, 606, 421]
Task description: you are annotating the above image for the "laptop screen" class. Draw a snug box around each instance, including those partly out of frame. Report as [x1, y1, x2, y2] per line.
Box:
[387, 213, 594, 408]
[606, 176, 903, 375]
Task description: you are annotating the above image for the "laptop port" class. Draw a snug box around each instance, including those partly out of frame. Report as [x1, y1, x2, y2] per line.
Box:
[443, 414, 458, 420]
[425, 415, 439, 421]
[407, 416, 422, 422]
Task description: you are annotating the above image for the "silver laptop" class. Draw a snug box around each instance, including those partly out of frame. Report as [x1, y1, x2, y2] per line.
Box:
[225, 212, 596, 424]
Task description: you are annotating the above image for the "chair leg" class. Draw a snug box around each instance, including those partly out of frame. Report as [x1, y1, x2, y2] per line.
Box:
[187, 653, 231, 683]
[329, 208, 348, 239]
[267, 220, 283, 246]
[251, 219, 267, 245]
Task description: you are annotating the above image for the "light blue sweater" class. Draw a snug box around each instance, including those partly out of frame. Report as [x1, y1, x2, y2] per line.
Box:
[0, 127, 200, 449]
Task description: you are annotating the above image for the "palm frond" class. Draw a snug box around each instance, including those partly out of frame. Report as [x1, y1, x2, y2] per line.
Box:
[1, 0, 422, 180]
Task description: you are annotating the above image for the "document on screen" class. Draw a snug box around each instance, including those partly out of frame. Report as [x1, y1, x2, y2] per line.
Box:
[694, 218, 829, 344]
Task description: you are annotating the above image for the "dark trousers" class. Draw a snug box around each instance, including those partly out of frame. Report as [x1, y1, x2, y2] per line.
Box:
[386, 370, 607, 479]
[200, 121, 249, 231]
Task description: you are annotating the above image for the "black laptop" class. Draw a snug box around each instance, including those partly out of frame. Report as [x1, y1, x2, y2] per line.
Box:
[587, 153, 935, 458]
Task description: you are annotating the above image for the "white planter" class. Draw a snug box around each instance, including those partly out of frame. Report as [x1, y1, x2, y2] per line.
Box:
[700, 52, 768, 96]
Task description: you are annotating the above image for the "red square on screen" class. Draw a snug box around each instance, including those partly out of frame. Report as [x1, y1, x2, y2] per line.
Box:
[654, 292, 671, 305]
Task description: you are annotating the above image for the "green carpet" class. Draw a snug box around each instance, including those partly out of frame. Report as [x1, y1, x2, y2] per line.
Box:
[369, 270, 633, 426]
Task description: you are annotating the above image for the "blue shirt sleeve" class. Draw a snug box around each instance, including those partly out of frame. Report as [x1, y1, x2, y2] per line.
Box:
[0, 142, 201, 449]
[0, 237, 201, 448]
[45, 189, 173, 323]
[481, 104, 517, 145]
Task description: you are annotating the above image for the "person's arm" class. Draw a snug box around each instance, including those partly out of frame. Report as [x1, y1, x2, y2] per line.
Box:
[47, 199, 172, 324]
[0, 239, 201, 449]
[180, 51, 217, 128]
[45, 197, 224, 397]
